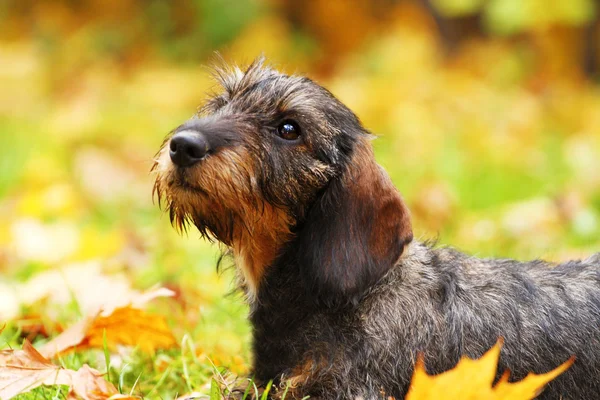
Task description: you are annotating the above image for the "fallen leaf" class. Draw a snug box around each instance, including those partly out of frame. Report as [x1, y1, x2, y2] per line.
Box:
[87, 306, 176, 352]
[11, 314, 56, 342]
[0, 340, 139, 399]
[0, 340, 73, 399]
[406, 340, 574, 400]
[102, 286, 175, 317]
[492, 365, 575, 399]
[11, 263, 172, 320]
[66, 365, 137, 400]
[40, 318, 89, 358]
[41, 306, 176, 357]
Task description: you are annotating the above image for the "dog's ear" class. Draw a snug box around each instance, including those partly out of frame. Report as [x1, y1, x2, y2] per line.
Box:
[295, 141, 413, 306]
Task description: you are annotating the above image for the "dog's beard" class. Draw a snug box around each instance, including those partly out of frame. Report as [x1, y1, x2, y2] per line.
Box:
[152, 169, 231, 241]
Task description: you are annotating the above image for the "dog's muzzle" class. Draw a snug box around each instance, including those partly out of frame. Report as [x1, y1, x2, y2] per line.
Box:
[169, 130, 209, 167]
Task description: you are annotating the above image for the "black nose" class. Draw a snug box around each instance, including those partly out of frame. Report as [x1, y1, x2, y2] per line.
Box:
[169, 131, 209, 167]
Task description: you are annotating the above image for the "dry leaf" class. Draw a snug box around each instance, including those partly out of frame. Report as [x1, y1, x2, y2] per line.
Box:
[11, 262, 173, 321]
[40, 318, 89, 357]
[66, 365, 137, 400]
[406, 341, 574, 400]
[0, 340, 72, 399]
[41, 306, 176, 357]
[0, 340, 138, 399]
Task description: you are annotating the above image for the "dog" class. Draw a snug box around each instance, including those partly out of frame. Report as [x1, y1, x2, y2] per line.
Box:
[153, 58, 600, 399]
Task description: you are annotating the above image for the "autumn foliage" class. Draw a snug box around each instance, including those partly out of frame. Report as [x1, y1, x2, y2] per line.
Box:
[1, 289, 174, 399]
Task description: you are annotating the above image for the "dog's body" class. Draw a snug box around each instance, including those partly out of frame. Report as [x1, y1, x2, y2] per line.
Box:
[255, 242, 600, 399]
[153, 59, 600, 399]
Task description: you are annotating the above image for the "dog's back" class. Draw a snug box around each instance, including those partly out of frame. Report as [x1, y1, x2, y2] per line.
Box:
[355, 243, 600, 399]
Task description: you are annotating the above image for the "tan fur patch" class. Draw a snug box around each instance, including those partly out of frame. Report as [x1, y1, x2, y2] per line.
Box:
[153, 142, 293, 300]
[231, 203, 293, 299]
[275, 353, 334, 400]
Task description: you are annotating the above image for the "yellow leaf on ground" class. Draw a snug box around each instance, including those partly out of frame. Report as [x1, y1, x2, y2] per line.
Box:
[406, 341, 574, 400]
[41, 306, 176, 357]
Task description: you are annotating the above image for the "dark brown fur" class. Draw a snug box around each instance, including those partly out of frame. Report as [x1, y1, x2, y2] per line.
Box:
[154, 59, 600, 399]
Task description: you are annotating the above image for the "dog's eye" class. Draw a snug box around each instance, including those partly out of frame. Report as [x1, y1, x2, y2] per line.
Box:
[277, 121, 301, 140]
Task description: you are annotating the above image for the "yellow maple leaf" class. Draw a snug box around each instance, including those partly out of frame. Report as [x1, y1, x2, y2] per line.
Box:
[406, 341, 574, 400]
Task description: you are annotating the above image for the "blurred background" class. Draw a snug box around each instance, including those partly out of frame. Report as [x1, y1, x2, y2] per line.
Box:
[1, 0, 599, 396]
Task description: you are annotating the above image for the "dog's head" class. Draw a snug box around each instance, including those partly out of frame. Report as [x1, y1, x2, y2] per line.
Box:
[153, 59, 412, 303]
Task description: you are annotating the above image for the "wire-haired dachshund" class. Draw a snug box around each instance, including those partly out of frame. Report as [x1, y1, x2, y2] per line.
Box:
[153, 58, 600, 399]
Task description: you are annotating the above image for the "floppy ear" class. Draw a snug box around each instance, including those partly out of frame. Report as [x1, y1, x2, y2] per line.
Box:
[295, 141, 413, 306]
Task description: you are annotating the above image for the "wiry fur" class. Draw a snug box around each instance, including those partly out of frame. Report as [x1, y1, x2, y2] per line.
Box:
[153, 59, 600, 399]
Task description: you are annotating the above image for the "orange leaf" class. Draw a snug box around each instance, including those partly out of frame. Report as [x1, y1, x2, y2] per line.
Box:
[41, 306, 176, 357]
[86, 306, 177, 352]
[406, 340, 573, 400]
[40, 287, 176, 357]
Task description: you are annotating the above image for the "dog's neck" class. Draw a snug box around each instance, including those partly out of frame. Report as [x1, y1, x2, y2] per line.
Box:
[230, 204, 293, 300]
